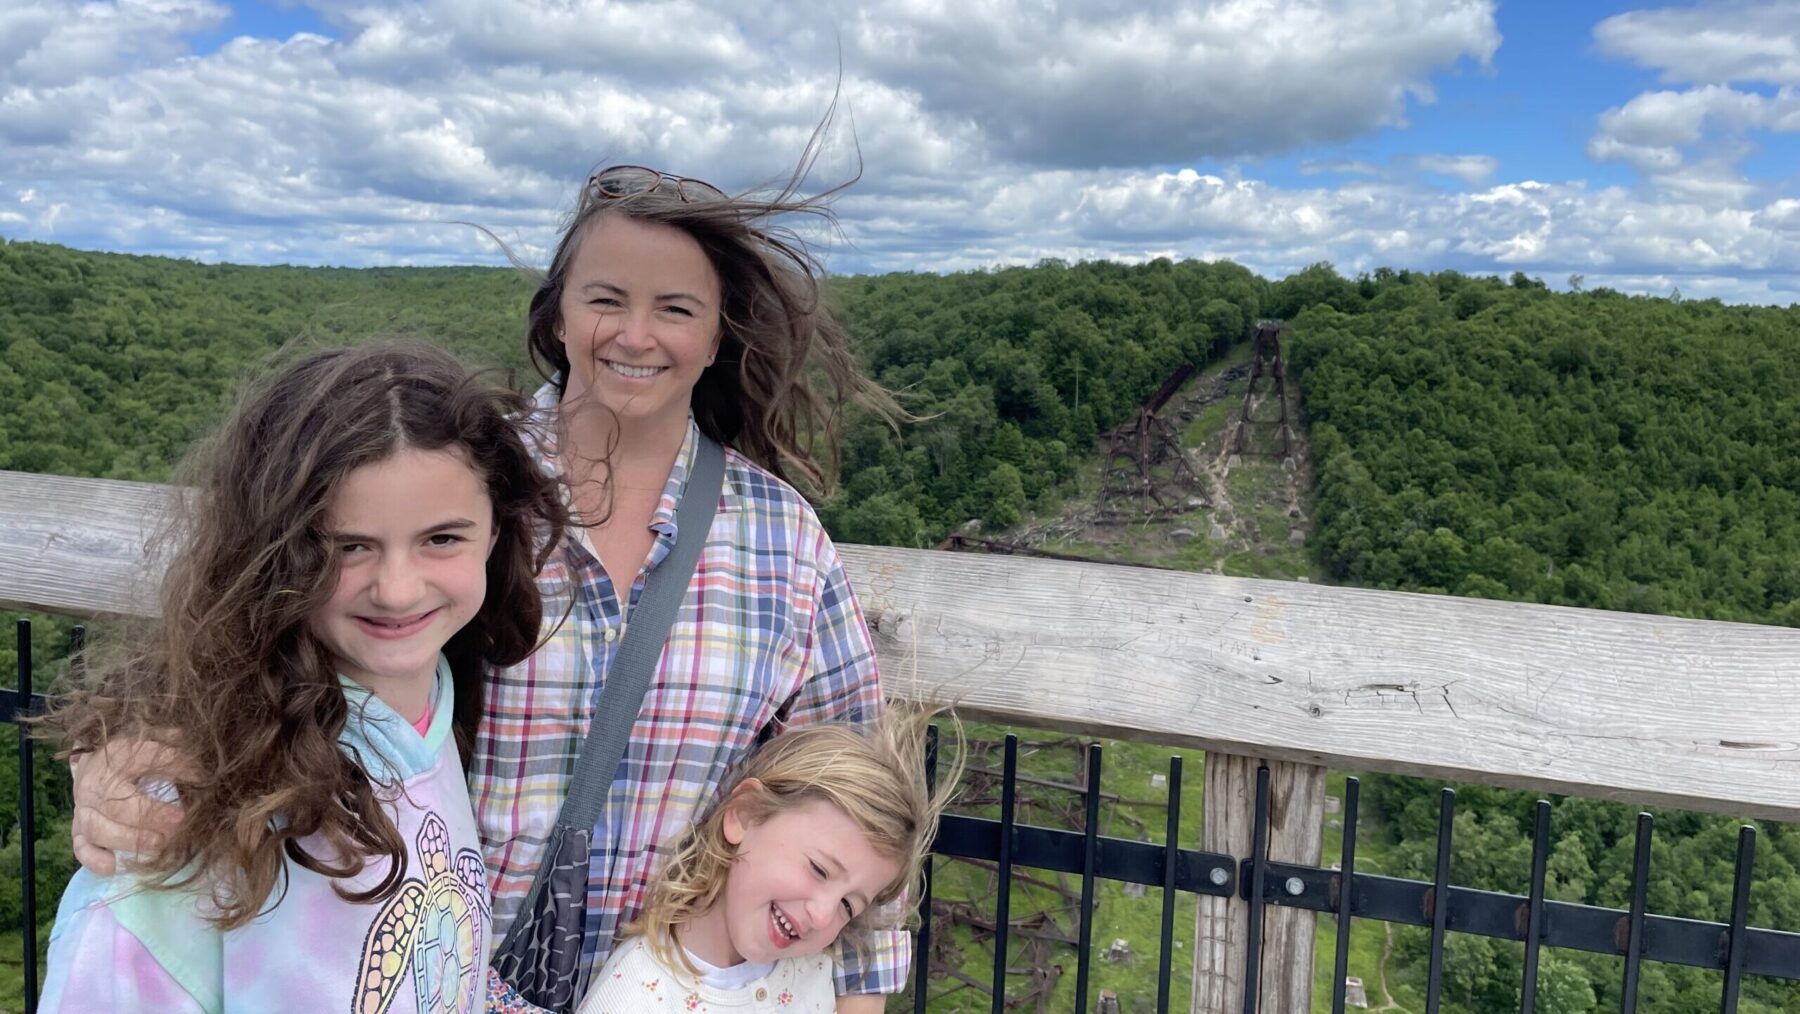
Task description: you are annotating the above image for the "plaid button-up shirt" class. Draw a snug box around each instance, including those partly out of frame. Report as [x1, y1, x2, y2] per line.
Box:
[472, 385, 902, 1000]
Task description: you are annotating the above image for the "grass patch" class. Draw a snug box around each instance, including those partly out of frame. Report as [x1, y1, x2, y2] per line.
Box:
[907, 723, 1208, 1012]
[1165, 528, 1220, 572]
[0, 929, 49, 1012]
[1222, 547, 1312, 580]
[1183, 391, 1243, 449]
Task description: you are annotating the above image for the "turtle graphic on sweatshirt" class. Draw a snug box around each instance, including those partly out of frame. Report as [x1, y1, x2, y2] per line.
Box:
[354, 810, 490, 1014]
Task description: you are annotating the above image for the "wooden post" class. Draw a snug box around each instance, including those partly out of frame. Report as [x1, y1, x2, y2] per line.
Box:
[1193, 752, 1327, 1013]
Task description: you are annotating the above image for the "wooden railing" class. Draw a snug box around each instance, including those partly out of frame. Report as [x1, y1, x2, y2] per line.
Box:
[6, 468, 1800, 1011]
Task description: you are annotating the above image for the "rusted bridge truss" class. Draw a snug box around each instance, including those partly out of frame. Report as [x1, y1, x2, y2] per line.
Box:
[1099, 362, 1206, 514]
[1231, 320, 1293, 457]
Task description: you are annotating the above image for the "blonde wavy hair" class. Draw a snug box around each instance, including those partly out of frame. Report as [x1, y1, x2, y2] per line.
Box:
[629, 707, 959, 973]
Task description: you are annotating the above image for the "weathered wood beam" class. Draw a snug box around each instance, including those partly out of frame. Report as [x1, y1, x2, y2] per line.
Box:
[1, 470, 169, 618]
[847, 548, 1800, 824]
[6, 469, 1800, 822]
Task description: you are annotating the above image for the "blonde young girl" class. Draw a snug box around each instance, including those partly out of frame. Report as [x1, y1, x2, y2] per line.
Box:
[42, 342, 566, 1013]
[577, 712, 952, 1014]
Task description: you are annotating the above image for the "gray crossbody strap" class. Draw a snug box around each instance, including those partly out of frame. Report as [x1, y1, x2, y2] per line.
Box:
[556, 434, 725, 829]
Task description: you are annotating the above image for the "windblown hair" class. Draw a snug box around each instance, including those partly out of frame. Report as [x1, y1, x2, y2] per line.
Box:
[45, 340, 568, 929]
[522, 114, 900, 497]
[628, 708, 960, 974]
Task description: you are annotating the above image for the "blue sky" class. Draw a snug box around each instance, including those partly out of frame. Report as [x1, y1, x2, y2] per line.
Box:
[3, 0, 1798, 303]
[185, 0, 333, 53]
[1274, 5, 1641, 188]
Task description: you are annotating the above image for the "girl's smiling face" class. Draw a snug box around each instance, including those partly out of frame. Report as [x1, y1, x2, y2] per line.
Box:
[308, 446, 497, 704]
[680, 791, 903, 968]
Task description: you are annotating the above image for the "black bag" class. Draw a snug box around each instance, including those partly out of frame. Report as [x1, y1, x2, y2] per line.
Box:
[489, 435, 724, 1012]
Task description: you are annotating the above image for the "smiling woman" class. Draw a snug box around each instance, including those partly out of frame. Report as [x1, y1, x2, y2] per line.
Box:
[469, 144, 910, 1012]
[555, 213, 725, 491]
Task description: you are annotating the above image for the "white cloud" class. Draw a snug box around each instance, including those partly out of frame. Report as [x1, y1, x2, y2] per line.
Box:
[0, 0, 227, 88]
[1756, 197, 1800, 231]
[826, 169, 1800, 305]
[843, 0, 1500, 166]
[1299, 160, 1382, 177]
[1413, 154, 1499, 185]
[1585, 135, 1685, 174]
[1593, 86, 1773, 149]
[1587, 10, 1800, 201]
[1595, 1, 1800, 85]
[0, 0, 1795, 306]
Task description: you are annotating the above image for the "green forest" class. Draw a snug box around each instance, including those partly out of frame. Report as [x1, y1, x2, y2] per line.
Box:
[4, 236, 1800, 1011]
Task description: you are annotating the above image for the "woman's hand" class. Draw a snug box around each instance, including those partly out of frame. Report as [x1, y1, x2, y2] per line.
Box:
[69, 735, 192, 875]
[835, 996, 886, 1014]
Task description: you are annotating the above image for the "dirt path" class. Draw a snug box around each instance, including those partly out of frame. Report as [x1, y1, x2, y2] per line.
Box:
[1198, 373, 1312, 572]
[1368, 922, 1408, 1013]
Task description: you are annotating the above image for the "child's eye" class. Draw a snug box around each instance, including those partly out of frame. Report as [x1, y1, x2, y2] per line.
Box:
[809, 860, 827, 879]
[840, 898, 855, 919]
[339, 541, 369, 555]
[426, 533, 466, 547]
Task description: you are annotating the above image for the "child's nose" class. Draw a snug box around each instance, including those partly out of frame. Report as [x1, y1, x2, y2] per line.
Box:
[371, 555, 424, 606]
[807, 895, 841, 932]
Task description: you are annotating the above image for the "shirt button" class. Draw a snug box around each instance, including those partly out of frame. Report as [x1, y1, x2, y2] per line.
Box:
[603, 626, 617, 643]
[754, 988, 768, 1002]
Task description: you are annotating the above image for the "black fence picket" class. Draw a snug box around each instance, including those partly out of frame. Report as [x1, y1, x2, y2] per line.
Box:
[10, 616, 1800, 1011]
[9, 618, 64, 1014]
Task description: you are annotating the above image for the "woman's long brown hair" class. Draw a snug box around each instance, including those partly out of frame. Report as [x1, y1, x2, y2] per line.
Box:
[45, 340, 567, 928]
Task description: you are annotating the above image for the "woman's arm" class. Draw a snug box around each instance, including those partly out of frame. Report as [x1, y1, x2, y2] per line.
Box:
[774, 538, 883, 731]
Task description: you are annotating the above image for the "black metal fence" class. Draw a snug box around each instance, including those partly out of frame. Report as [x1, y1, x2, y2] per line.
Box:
[10, 616, 1800, 1013]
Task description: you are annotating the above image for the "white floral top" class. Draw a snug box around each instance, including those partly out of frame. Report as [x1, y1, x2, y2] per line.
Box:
[575, 936, 836, 1013]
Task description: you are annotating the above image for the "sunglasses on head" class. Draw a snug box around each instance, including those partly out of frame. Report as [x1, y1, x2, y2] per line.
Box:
[587, 165, 726, 203]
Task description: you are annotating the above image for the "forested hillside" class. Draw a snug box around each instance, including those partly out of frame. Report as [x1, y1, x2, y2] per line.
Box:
[1283, 267, 1800, 1012]
[1291, 269, 1800, 624]
[0, 242, 537, 481]
[5, 238, 1800, 1011]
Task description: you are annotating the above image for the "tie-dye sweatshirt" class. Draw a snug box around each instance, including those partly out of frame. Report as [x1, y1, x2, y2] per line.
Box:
[42, 662, 491, 1013]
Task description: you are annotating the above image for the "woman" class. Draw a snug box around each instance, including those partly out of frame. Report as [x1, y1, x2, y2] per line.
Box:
[71, 161, 904, 1014]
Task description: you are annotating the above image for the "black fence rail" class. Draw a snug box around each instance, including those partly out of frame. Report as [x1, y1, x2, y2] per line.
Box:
[9, 616, 1800, 1012]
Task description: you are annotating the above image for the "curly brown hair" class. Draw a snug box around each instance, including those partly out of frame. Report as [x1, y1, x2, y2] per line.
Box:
[522, 128, 899, 496]
[45, 339, 567, 929]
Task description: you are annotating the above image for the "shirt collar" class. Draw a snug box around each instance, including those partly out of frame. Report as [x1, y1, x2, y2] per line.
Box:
[649, 417, 700, 539]
[527, 377, 714, 542]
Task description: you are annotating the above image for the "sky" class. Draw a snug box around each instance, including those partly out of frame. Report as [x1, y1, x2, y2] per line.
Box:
[3, 0, 1798, 304]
